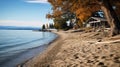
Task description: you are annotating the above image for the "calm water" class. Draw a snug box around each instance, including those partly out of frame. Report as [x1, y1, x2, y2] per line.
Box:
[0, 30, 57, 67]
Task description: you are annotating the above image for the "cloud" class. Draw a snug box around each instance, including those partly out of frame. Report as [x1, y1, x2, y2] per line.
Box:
[0, 20, 44, 27]
[25, 0, 48, 3]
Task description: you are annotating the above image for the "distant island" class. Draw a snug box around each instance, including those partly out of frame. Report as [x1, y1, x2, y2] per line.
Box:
[0, 26, 41, 30]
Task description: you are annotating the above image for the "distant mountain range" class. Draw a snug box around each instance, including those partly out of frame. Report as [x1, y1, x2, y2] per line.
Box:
[0, 26, 41, 30]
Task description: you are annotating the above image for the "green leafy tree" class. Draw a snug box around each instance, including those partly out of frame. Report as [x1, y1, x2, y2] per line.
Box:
[49, 23, 54, 29]
[53, 17, 68, 30]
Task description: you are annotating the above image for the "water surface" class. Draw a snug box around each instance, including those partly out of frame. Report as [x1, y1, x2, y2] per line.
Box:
[0, 30, 57, 67]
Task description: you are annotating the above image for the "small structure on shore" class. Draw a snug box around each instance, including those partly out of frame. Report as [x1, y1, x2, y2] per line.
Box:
[85, 17, 110, 28]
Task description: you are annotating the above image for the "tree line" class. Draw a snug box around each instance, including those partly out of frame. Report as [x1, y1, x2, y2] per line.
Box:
[42, 23, 54, 30]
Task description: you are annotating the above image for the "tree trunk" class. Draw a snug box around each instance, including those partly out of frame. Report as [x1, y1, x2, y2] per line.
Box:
[101, 0, 120, 36]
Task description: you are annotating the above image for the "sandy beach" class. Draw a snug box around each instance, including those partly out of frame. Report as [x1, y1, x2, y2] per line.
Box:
[19, 30, 120, 67]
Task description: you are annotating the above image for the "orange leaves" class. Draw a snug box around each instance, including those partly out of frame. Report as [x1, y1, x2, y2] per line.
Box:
[46, 14, 53, 19]
[75, 7, 91, 22]
[77, 13, 91, 22]
[57, 0, 65, 5]
[53, 10, 63, 17]
[69, 0, 101, 22]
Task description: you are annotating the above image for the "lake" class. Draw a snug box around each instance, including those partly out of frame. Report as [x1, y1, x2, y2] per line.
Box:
[0, 30, 57, 67]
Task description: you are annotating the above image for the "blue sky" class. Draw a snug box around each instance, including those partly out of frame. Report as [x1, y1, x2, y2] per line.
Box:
[0, 0, 52, 27]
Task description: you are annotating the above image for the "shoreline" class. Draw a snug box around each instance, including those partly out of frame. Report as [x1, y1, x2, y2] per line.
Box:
[18, 31, 64, 67]
[19, 30, 120, 67]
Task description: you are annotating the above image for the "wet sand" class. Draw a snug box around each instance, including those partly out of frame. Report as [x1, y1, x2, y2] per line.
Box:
[19, 30, 120, 67]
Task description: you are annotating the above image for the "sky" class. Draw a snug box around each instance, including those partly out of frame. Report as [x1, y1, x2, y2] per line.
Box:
[0, 0, 52, 27]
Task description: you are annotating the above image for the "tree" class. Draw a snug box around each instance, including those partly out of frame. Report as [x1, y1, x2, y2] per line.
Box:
[48, 0, 120, 36]
[70, 0, 120, 36]
[99, 0, 120, 36]
[53, 17, 68, 30]
[49, 23, 54, 29]
[47, 0, 76, 30]
[42, 24, 45, 30]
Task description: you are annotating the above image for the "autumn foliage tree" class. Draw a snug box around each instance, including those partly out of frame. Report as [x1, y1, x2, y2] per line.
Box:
[47, 0, 120, 36]
[46, 0, 77, 30]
